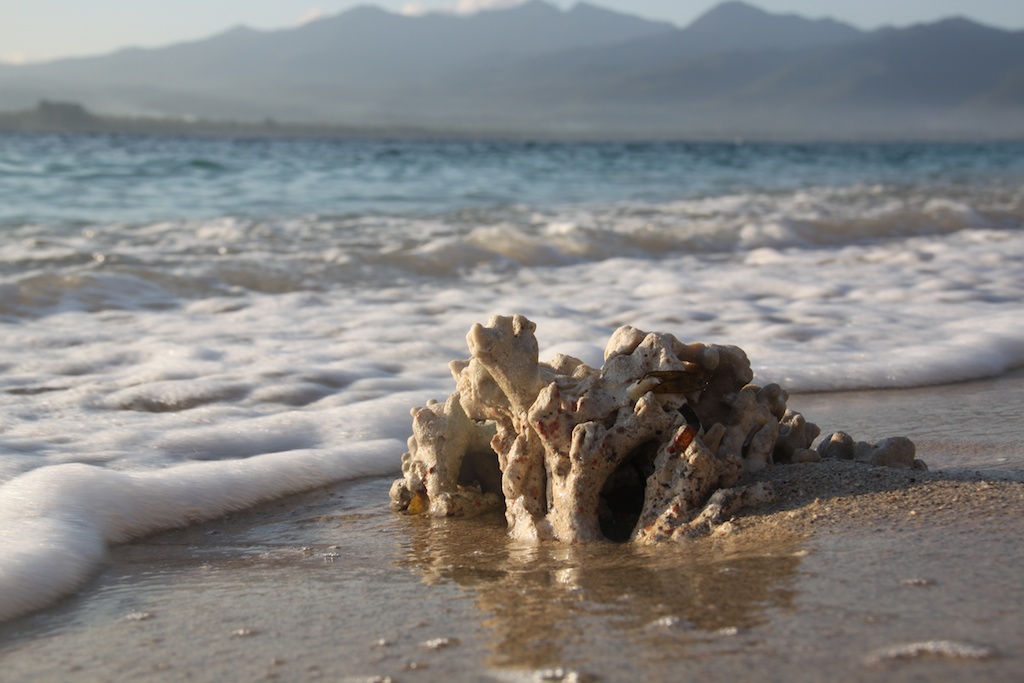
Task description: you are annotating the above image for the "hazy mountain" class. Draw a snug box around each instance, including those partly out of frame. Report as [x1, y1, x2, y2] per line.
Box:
[679, 1, 864, 53]
[0, 1, 678, 120]
[0, 2, 673, 86]
[0, 1, 1022, 140]
[475, 1, 863, 86]
[417, 5, 1024, 138]
[484, 14, 1024, 107]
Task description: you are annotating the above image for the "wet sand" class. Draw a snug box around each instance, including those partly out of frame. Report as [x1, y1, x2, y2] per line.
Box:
[1, 372, 1023, 682]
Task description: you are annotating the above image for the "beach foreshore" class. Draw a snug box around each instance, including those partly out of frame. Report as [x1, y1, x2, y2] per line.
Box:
[1, 373, 1023, 683]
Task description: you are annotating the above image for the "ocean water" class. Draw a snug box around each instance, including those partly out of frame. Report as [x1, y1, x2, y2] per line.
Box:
[1, 133, 1023, 621]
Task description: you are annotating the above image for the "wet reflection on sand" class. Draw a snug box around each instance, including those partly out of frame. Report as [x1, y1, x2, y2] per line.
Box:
[396, 510, 804, 671]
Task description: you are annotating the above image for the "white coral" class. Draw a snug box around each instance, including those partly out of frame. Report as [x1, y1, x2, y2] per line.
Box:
[390, 315, 822, 543]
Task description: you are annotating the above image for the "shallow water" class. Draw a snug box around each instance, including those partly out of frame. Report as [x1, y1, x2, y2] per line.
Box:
[2, 133, 1024, 620]
[2, 374, 1023, 683]
[791, 369, 1024, 475]
[1, 467, 1021, 683]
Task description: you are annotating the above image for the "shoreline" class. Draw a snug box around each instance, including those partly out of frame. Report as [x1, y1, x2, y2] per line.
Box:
[1, 373, 1023, 682]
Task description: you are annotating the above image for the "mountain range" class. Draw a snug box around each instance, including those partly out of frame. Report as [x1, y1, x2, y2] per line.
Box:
[2, 1, 1023, 140]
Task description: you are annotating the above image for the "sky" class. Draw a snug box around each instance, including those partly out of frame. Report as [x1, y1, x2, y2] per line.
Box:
[2, 0, 1023, 64]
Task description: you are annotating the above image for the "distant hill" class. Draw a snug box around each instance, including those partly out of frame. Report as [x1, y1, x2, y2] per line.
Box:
[0, 100, 458, 139]
[460, 10, 1024, 138]
[0, 1, 676, 123]
[1, 1, 1022, 140]
[679, 1, 865, 53]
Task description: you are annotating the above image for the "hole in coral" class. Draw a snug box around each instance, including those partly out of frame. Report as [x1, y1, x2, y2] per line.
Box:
[680, 403, 701, 429]
[458, 448, 505, 509]
[599, 440, 660, 542]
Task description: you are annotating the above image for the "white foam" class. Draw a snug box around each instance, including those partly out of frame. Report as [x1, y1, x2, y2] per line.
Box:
[864, 640, 997, 664]
[0, 441, 400, 622]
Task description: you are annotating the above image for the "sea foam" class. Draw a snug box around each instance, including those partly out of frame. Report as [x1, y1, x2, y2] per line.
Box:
[0, 442, 400, 622]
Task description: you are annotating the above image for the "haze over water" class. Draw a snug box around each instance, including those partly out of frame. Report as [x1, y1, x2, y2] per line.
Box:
[1, 133, 1023, 620]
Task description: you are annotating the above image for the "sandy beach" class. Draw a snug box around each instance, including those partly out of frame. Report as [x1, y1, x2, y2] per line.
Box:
[1, 371, 1023, 683]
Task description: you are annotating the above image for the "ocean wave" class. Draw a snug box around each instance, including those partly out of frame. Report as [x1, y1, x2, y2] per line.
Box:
[2, 217, 1023, 620]
[3, 184, 1020, 311]
[0, 441, 402, 622]
[4, 137, 1024, 623]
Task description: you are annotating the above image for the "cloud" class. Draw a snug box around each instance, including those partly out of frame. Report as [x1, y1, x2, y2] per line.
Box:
[295, 7, 327, 25]
[455, 0, 528, 13]
[400, 0, 528, 16]
[0, 51, 28, 65]
[399, 2, 430, 15]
